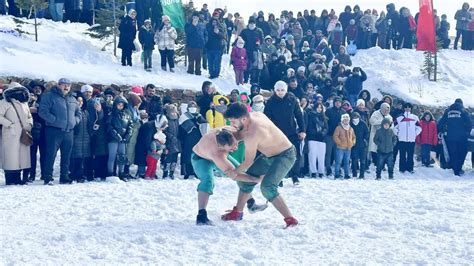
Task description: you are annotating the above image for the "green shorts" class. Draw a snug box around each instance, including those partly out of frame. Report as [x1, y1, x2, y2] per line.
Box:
[238, 146, 296, 202]
[191, 152, 240, 195]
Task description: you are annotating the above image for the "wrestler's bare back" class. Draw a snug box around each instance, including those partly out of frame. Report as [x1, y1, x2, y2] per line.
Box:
[192, 128, 227, 162]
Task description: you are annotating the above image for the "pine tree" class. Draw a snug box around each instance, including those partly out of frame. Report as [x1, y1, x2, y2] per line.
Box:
[174, 2, 195, 64]
[86, 0, 128, 55]
[14, 0, 47, 41]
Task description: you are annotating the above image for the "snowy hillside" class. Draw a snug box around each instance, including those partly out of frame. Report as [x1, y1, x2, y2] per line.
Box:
[1, 16, 473, 106]
[1, 168, 473, 264]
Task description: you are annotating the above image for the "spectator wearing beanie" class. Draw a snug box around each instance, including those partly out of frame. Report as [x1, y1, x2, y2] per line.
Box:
[325, 95, 346, 176]
[416, 111, 438, 167]
[123, 92, 142, 179]
[155, 15, 178, 72]
[353, 99, 369, 125]
[231, 37, 248, 85]
[350, 112, 369, 178]
[333, 113, 356, 179]
[368, 102, 392, 167]
[394, 102, 422, 174]
[345, 67, 367, 107]
[139, 19, 155, 71]
[374, 117, 397, 179]
[251, 95, 265, 113]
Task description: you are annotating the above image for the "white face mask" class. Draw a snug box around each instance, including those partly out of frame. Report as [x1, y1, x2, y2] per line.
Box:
[237, 43, 244, 48]
[328, 100, 334, 108]
[249, 24, 256, 30]
[253, 102, 264, 112]
[352, 118, 360, 125]
[188, 107, 197, 114]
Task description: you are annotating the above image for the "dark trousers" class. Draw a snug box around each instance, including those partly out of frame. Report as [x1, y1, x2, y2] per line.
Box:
[163, 152, 179, 177]
[43, 127, 74, 181]
[454, 29, 465, 49]
[421, 144, 432, 166]
[351, 146, 366, 177]
[376, 152, 394, 178]
[398, 141, 415, 172]
[207, 49, 222, 78]
[92, 155, 108, 179]
[121, 48, 133, 66]
[288, 135, 302, 181]
[325, 135, 337, 174]
[447, 140, 468, 175]
[143, 49, 153, 69]
[393, 142, 399, 164]
[28, 135, 46, 180]
[187, 48, 202, 75]
[4, 170, 22, 185]
[202, 48, 207, 69]
[159, 48, 174, 69]
[80, 9, 93, 25]
[71, 157, 93, 181]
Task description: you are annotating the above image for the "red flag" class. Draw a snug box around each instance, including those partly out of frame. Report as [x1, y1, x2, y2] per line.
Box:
[417, 0, 437, 52]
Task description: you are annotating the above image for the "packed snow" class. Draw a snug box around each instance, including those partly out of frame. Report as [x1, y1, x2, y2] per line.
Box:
[0, 164, 473, 264]
[0, 16, 473, 106]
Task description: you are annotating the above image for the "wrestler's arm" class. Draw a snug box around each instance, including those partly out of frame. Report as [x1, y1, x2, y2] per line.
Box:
[234, 136, 258, 173]
[214, 154, 261, 183]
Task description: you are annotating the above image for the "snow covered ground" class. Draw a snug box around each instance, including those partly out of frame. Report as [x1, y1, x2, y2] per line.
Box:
[1, 162, 473, 264]
[1, 15, 473, 106]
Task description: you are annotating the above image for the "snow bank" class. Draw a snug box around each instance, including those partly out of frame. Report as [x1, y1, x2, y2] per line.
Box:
[0, 165, 473, 264]
[0, 16, 473, 105]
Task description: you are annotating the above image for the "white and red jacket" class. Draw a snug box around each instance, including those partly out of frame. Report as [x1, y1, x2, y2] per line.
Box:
[394, 112, 422, 142]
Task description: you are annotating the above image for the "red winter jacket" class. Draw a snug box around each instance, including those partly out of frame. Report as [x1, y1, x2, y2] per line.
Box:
[231, 46, 248, 71]
[416, 120, 438, 145]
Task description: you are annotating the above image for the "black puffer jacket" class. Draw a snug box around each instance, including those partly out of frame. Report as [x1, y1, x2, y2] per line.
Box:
[134, 120, 157, 166]
[164, 117, 181, 154]
[351, 120, 369, 149]
[325, 106, 346, 136]
[306, 110, 328, 142]
[72, 109, 91, 158]
[107, 97, 134, 143]
[264, 92, 305, 139]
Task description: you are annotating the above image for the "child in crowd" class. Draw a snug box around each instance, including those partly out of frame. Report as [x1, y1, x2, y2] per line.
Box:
[163, 104, 181, 179]
[374, 118, 397, 180]
[145, 132, 167, 179]
[231, 37, 247, 85]
[206, 95, 229, 128]
[333, 113, 356, 179]
[416, 111, 438, 167]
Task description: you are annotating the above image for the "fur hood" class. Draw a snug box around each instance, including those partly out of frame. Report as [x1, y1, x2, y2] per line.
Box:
[3, 82, 30, 103]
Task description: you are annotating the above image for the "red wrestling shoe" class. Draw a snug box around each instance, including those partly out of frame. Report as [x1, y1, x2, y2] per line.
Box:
[221, 207, 243, 221]
[284, 217, 298, 228]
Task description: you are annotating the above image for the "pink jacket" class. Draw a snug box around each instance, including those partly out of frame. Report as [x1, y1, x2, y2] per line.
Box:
[231, 47, 247, 71]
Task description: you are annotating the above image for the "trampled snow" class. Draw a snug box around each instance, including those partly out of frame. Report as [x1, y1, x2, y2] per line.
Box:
[1, 16, 473, 106]
[0, 164, 473, 264]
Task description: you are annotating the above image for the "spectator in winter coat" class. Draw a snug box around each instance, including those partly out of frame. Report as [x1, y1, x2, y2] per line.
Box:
[251, 95, 265, 112]
[264, 81, 306, 184]
[468, 111, 474, 168]
[315, 39, 334, 64]
[231, 37, 248, 85]
[368, 103, 392, 166]
[307, 103, 328, 178]
[251, 44, 265, 84]
[288, 54, 305, 75]
[139, 84, 163, 121]
[197, 81, 216, 117]
[374, 117, 397, 179]
[437, 99, 472, 176]
[123, 92, 142, 179]
[268, 14, 279, 40]
[269, 55, 289, 87]
[398, 7, 416, 49]
[359, 10, 376, 49]
[375, 12, 388, 49]
[333, 113, 355, 179]
[335, 46, 352, 67]
[386, 3, 400, 34]
[199, 3, 211, 23]
[64, 0, 81, 22]
[118, 9, 137, 67]
[353, 99, 370, 125]
[416, 111, 438, 167]
[240, 18, 264, 82]
[325, 96, 346, 176]
[106, 96, 134, 181]
[358, 89, 371, 108]
[0, 83, 32, 185]
[163, 104, 181, 179]
[329, 22, 344, 54]
[261, 36, 277, 60]
[316, 10, 330, 36]
[70, 94, 92, 183]
[239, 92, 252, 113]
[454, 3, 472, 50]
[80, 0, 94, 25]
[207, 18, 225, 79]
[394, 102, 422, 174]
[185, 12, 208, 75]
[277, 39, 293, 63]
[39, 78, 81, 185]
[345, 19, 358, 45]
[288, 78, 305, 100]
[256, 15, 271, 37]
[26, 80, 46, 182]
[206, 95, 229, 128]
[350, 112, 369, 178]
[345, 67, 367, 106]
[139, 19, 155, 71]
[178, 101, 207, 179]
[339, 6, 354, 40]
[145, 131, 166, 179]
[155, 15, 178, 72]
[438, 15, 451, 49]
[224, 14, 235, 53]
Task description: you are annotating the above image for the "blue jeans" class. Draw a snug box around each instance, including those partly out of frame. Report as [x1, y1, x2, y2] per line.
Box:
[43, 127, 74, 181]
[143, 49, 153, 69]
[48, 0, 64, 21]
[207, 50, 222, 78]
[376, 152, 394, 178]
[335, 148, 351, 177]
[107, 142, 126, 175]
[349, 94, 358, 107]
[421, 144, 432, 166]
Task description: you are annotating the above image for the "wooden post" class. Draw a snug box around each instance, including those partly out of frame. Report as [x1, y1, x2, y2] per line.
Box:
[34, 6, 38, 42]
[427, 52, 432, 81]
[433, 52, 437, 81]
[113, 0, 117, 57]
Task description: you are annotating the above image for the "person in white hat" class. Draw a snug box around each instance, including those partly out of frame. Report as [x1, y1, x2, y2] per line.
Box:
[80, 84, 93, 102]
[333, 113, 356, 179]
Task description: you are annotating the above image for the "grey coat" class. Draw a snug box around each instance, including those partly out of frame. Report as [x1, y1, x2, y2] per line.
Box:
[72, 109, 91, 159]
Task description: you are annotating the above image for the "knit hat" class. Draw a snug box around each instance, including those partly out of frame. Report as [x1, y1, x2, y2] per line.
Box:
[28, 80, 46, 92]
[131, 86, 144, 96]
[144, 19, 151, 24]
[81, 84, 93, 93]
[127, 92, 142, 107]
[128, 9, 136, 16]
[341, 113, 350, 122]
[382, 117, 392, 126]
[381, 102, 390, 111]
[297, 66, 306, 73]
[334, 96, 342, 103]
[264, 35, 273, 41]
[356, 99, 365, 107]
[403, 102, 413, 109]
[236, 36, 245, 45]
[351, 112, 361, 119]
[154, 131, 167, 143]
[162, 15, 171, 22]
[455, 98, 463, 105]
[286, 34, 294, 41]
[274, 80, 288, 92]
[58, 78, 71, 85]
[104, 88, 116, 97]
[252, 94, 264, 103]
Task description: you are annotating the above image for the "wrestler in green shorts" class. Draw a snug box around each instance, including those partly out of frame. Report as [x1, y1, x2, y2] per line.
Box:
[191, 152, 240, 195]
[238, 146, 296, 202]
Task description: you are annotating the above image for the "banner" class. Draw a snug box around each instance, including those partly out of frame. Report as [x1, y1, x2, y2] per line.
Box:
[416, 0, 436, 53]
[160, 0, 185, 30]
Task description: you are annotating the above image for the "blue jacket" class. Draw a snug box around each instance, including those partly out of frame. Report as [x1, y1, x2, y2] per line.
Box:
[185, 22, 207, 49]
[39, 86, 81, 131]
[437, 102, 472, 142]
[345, 69, 367, 95]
